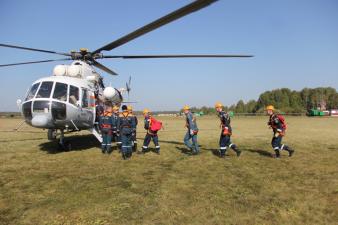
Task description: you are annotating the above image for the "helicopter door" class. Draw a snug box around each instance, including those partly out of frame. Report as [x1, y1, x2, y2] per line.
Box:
[79, 88, 94, 128]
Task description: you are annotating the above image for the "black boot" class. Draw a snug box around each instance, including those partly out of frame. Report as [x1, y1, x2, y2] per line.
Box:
[122, 152, 127, 160]
[133, 142, 138, 152]
[101, 147, 106, 154]
[231, 145, 241, 157]
[274, 149, 280, 158]
[220, 149, 226, 158]
[287, 147, 294, 157]
[236, 149, 241, 157]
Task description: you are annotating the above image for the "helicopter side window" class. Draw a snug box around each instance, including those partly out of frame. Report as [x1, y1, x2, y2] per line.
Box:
[82, 89, 89, 108]
[69, 85, 79, 106]
[53, 82, 68, 102]
[36, 81, 53, 98]
[25, 82, 40, 101]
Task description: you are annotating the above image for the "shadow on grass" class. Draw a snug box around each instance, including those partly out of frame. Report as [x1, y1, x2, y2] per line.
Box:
[138, 148, 160, 155]
[136, 137, 184, 146]
[203, 148, 221, 157]
[175, 146, 193, 155]
[244, 148, 272, 158]
[0, 137, 46, 143]
[39, 134, 100, 154]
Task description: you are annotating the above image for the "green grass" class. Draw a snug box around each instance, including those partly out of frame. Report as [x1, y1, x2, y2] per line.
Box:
[0, 116, 338, 225]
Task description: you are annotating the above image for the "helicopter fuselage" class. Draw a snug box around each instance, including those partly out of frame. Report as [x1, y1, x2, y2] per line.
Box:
[20, 61, 123, 134]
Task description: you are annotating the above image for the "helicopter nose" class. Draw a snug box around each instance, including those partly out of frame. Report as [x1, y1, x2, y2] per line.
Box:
[31, 114, 49, 128]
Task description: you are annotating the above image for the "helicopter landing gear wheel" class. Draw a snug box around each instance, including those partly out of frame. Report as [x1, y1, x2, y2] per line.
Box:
[57, 129, 72, 151]
[48, 129, 57, 140]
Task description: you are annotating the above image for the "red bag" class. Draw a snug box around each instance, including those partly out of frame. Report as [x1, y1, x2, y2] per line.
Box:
[222, 127, 231, 136]
[277, 115, 287, 130]
[150, 117, 162, 132]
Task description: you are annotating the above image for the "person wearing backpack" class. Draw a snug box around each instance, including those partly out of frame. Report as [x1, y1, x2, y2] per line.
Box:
[141, 109, 161, 154]
[99, 105, 113, 154]
[117, 105, 136, 159]
[266, 105, 295, 158]
[215, 102, 241, 158]
[183, 105, 199, 155]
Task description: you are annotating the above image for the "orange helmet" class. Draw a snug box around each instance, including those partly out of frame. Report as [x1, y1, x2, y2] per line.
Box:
[266, 105, 275, 111]
[183, 105, 190, 110]
[215, 102, 223, 108]
[143, 108, 150, 114]
[127, 105, 133, 110]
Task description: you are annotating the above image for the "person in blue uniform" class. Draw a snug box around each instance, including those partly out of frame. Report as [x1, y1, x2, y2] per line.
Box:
[215, 102, 241, 158]
[117, 105, 136, 159]
[266, 105, 294, 158]
[183, 105, 199, 155]
[98, 105, 113, 154]
[127, 105, 138, 152]
[111, 105, 120, 150]
[141, 109, 160, 154]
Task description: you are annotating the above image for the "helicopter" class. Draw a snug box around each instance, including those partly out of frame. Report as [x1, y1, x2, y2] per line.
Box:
[0, 0, 252, 150]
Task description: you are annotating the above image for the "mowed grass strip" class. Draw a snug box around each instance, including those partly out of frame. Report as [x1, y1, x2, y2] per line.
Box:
[0, 116, 337, 225]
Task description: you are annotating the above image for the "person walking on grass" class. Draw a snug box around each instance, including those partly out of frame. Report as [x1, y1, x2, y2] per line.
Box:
[215, 102, 241, 158]
[266, 105, 295, 158]
[141, 109, 162, 154]
[183, 105, 199, 155]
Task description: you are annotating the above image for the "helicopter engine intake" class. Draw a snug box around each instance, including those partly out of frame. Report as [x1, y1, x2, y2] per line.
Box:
[103, 87, 122, 105]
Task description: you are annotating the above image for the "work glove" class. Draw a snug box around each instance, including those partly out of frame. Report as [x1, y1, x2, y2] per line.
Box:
[190, 129, 194, 136]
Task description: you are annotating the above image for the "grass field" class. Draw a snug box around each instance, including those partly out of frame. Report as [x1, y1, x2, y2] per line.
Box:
[0, 116, 337, 225]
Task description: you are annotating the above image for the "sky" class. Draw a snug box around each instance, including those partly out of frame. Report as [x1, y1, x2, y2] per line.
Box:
[1, 0, 338, 111]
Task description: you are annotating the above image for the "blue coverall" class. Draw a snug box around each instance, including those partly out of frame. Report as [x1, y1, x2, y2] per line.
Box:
[131, 114, 138, 151]
[268, 113, 294, 157]
[184, 112, 199, 154]
[99, 112, 113, 153]
[111, 112, 119, 145]
[117, 111, 136, 159]
[218, 111, 241, 157]
[142, 115, 160, 153]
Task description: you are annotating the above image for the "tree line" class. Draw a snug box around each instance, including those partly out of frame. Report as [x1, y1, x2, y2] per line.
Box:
[191, 87, 338, 114]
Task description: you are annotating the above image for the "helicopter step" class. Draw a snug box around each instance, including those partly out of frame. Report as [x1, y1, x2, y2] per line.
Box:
[90, 125, 103, 143]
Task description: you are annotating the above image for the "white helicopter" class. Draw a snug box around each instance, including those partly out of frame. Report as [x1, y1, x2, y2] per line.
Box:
[0, 0, 252, 150]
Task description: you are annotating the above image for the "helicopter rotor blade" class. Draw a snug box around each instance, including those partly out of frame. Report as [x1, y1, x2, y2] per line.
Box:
[103, 54, 253, 59]
[0, 43, 71, 56]
[0, 58, 72, 67]
[92, 60, 118, 76]
[92, 0, 218, 54]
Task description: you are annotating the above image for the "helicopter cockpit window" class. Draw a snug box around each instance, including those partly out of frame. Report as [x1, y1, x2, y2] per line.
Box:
[69, 85, 79, 106]
[82, 89, 89, 108]
[25, 82, 40, 101]
[53, 82, 68, 102]
[36, 81, 53, 98]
